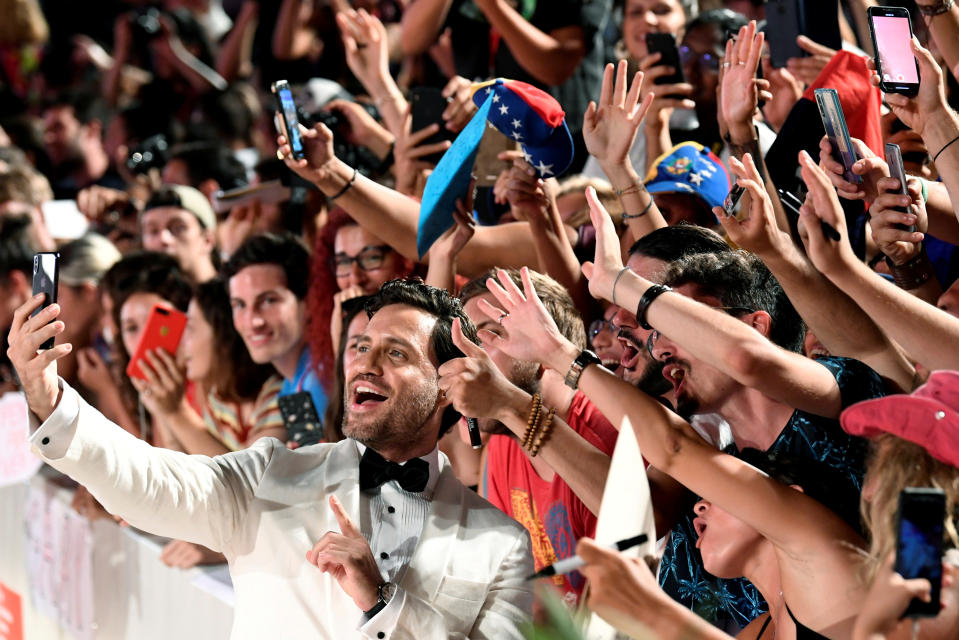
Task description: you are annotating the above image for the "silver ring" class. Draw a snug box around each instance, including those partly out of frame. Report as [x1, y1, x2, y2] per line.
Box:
[143, 388, 152, 397]
[736, 61, 746, 66]
[497, 313, 508, 325]
[722, 61, 731, 68]
[276, 149, 285, 160]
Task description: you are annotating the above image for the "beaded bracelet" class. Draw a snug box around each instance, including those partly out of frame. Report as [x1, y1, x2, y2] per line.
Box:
[522, 394, 543, 450]
[529, 408, 556, 457]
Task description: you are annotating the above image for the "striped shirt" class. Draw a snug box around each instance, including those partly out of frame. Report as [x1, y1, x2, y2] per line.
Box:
[203, 375, 284, 451]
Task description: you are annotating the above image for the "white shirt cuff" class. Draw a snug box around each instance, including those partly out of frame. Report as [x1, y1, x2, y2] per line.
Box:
[28, 379, 81, 461]
[358, 585, 405, 639]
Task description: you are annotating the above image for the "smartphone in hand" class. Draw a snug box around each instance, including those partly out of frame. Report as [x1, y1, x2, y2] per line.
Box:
[868, 6, 920, 97]
[814, 88, 862, 185]
[279, 391, 323, 447]
[272, 80, 306, 160]
[895, 487, 945, 618]
[126, 304, 188, 380]
[885, 142, 918, 232]
[645, 33, 685, 90]
[31, 252, 60, 350]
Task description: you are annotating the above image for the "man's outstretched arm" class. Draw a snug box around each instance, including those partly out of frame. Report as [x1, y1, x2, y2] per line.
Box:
[9, 295, 270, 552]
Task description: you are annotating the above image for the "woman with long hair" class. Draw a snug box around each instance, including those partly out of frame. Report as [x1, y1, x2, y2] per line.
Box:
[133, 278, 286, 456]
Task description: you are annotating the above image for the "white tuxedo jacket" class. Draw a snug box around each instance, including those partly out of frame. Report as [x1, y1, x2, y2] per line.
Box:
[30, 382, 534, 639]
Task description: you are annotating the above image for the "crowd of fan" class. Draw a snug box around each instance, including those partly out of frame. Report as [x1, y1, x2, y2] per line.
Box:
[3, 0, 959, 638]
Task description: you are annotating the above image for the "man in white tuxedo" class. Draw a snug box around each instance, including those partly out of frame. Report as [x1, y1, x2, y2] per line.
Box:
[8, 279, 533, 640]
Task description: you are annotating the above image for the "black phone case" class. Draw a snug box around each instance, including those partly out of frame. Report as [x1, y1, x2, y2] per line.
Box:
[895, 488, 946, 618]
[765, 0, 842, 69]
[645, 33, 685, 86]
[411, 87, 456, 165]
[278, 391, 323, 447]
[31, 252, 59, 350]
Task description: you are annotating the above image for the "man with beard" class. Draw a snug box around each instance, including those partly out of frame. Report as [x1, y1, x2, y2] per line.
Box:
[42, 90, 125, 200]
[9, 278, 533, 639]
[612, 224, 732, 399]
[455, 268, 617, 610]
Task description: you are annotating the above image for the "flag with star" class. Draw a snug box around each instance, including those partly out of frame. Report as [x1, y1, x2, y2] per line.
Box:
[470, 78, 575, 179]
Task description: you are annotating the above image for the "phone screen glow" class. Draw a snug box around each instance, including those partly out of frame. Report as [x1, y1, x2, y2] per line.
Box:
[874, 16, 919, 84]
[279, 88, 304, 154]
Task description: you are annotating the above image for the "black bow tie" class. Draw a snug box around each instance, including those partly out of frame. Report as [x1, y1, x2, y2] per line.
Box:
[359, 447, 430, 493]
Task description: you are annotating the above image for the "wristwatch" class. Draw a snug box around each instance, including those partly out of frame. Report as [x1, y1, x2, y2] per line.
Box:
[564, 350, 602, 390]
[364, 581, 396, 619]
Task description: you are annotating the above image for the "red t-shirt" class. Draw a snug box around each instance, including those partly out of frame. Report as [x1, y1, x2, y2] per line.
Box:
[482, 391, 618, 607]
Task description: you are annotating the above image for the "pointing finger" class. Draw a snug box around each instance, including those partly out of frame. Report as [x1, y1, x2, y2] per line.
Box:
[329, 495, 361, 538]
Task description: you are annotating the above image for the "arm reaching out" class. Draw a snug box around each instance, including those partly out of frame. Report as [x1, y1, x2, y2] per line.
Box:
[798, 149, 959, 372]
[718, 153, 916, 392]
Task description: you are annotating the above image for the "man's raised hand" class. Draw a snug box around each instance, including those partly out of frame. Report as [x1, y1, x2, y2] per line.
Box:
[307, 495, 383, 612]
[7, 295, 72, 421]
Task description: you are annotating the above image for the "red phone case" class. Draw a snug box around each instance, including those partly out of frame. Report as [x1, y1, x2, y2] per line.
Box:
[126, 304, 188, 380]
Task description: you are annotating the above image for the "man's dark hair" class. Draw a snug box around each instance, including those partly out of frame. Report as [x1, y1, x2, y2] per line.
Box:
[46, 88, 108, 126]
[459, 268, 586, 350]
[167, 142, 248, 191]
[365, 279, 479, 438]
[686, 8, 749, 44]
[222, 233, 310, 300]
[629, 223, 731, 262]
[193, 278, 275, 401]
[0, 215, 36, 281]
[661, 250, 805, 353]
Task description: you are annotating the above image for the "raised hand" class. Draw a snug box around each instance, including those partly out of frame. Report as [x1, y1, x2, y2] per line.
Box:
[716, 154, 787, 258]
[581, 186, 626, 303]
[130, 348, 187, 416]
[7, 296, 72, 421]
[477, 267, 579, 374]
[504, 157, 551, 222]
[436, 318, 528, 425]
[851, 553, 950, 639]
[277, 121, 338, 185]
[440, 75, 477, 133]
[797, 150, 857, 276]
[869, 176, 926, 266]
[761, 59, 803, 132]
[393, 106, 450, 197]
[720, 21, 766, 138]
[818, 136, 889, 202]
[324, 99, 394, 159]
[785, 35, 837, 86]
[307, 495, 383, 611]
[337, 9, 390, 98]
[431, 207, 476, 262]
[583, 61, 653, 172]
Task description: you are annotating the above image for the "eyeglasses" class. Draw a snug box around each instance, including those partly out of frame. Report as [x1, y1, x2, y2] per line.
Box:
[646, 306, 754, 357]
[333, 245, 392, 276]
[679, 45, 720, 74]
[589, 318, 618, 340]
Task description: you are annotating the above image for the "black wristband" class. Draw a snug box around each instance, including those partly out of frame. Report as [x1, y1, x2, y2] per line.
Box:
[329, 166, 358, 201]
[564, 349, 602, 390]
[636, 285, 672, 330]
[363, 600, 386, 620]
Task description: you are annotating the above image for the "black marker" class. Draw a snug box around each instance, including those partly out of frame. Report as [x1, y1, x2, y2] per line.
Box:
[525, 534, 649, 580]
[466, 417, 482, 449]
[820, 220, 842, 242]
